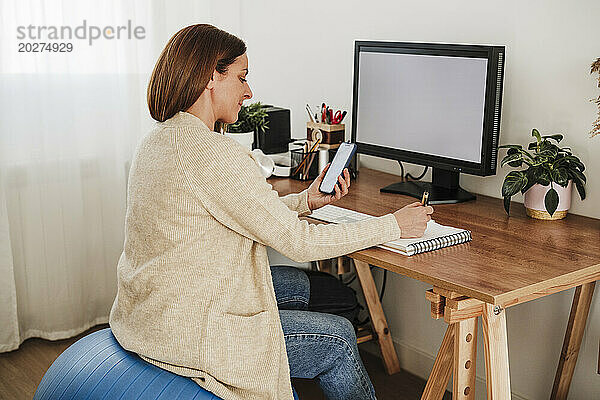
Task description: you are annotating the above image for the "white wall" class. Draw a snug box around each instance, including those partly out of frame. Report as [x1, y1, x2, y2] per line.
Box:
[233, 1, 600, 398]
[239, 0, 599, 219]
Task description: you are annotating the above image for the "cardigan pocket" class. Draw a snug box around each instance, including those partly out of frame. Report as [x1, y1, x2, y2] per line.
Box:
[216, 309, 274, 386]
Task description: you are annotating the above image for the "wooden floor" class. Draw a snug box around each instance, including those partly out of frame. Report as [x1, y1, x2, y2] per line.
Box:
[0, 324, 451, 400]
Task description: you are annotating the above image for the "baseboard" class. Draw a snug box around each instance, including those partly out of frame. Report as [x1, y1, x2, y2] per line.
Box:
[359, 338, 529, 400]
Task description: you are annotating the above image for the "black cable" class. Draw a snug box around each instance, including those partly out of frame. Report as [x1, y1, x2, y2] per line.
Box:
[368, 265, 388, 303]
[342, 274, 357, 285]
[379, 270, 387, 302]
[405, 165, 428, 181]
[354, 266, 388, 326]
[397, 160, 405, 182]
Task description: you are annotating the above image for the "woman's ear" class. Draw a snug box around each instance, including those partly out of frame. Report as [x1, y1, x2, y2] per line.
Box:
[205, 70, 217, 90]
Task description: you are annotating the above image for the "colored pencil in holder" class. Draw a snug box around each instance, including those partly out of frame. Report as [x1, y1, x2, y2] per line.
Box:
[293, 139, 321, 177]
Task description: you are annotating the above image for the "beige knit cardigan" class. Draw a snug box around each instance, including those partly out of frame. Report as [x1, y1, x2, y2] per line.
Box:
[109, 111, 402, 400]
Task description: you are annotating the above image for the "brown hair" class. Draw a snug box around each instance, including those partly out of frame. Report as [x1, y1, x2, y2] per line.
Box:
[147, 24, 246, 123]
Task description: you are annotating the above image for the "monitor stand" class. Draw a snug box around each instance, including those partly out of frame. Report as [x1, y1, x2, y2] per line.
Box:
[380, 167, 475, 204]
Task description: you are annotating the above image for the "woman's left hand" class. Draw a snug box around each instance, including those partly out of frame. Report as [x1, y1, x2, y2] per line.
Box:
[307, 163, 351, 211]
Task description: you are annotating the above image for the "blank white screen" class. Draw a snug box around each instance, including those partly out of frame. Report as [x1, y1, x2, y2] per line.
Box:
[356, 51, 487, 163]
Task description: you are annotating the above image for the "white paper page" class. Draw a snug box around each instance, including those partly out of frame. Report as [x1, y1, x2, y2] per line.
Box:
[311, 205, 467, 253]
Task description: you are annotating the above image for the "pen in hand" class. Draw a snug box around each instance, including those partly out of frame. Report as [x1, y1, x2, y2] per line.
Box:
[421, 191, 429, 206]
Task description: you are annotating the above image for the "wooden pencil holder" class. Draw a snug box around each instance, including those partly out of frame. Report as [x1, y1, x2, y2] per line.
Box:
[306, 121, 345, 145]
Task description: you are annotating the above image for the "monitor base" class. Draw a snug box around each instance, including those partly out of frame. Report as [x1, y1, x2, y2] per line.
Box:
[380, 181, 475, 204]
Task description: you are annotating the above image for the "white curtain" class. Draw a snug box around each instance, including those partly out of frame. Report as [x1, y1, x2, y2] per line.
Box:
[0, 0, 226, 352]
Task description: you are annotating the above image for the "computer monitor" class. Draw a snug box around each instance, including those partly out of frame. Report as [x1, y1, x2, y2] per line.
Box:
[351, 41, 505, 204]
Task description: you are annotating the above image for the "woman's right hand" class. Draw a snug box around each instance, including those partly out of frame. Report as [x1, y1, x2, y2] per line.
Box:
[393, 202, 434, 238]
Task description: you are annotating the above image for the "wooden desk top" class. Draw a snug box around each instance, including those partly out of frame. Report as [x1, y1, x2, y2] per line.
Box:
[268, 168, 600, 305]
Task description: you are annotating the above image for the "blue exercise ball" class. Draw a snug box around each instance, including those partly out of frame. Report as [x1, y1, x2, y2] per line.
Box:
[34, 327, 300, 400]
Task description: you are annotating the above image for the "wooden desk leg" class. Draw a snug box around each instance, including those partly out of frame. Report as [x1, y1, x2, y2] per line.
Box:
[421, 324, 454, 400]
[482, 303, 511, 400]
[317, 259, 332, 274]
[454, 318, 478, 400]
[354, 259, 401, 375]
[551, 282, 596, 400]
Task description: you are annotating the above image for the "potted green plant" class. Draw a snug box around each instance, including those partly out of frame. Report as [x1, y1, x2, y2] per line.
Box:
[499, 129, 586, 220]
[225, 101, 269, 149]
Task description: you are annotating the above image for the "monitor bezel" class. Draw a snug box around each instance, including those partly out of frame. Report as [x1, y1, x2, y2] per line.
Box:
[351, 40, 504, 177]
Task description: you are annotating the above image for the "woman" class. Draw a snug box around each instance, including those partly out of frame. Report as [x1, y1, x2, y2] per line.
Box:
[109, 24, 433, 400]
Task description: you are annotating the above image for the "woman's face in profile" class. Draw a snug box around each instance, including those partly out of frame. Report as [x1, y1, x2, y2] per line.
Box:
[213, 53, 253, 124]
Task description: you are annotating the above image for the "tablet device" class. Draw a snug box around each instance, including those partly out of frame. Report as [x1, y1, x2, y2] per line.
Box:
[319, 142, 357, 195]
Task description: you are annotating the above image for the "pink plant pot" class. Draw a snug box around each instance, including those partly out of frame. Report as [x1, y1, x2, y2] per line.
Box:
[523, 181, 572, 220]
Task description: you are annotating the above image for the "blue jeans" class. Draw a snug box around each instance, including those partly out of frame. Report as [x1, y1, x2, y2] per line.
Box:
[270, 265, 377, 400]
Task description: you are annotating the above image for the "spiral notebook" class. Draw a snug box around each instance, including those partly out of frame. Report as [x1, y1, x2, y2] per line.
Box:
[310, 204, 472, 256]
